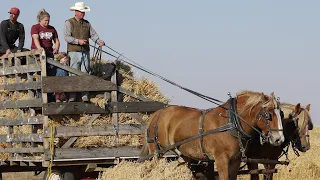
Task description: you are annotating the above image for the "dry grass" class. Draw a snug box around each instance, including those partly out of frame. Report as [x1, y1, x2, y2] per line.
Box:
[271, 126, 320, 180]
[97, 127, 320, 180]
[99, 158, 194, 180]
[2, 172, 44, 180]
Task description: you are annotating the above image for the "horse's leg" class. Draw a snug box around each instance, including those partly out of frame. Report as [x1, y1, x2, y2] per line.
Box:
[263, 164, 275, 180]
[247, 163, 259, 180]
[196, 161, 219, 180]
[215, 155, 229, 180]
[228, 158, 241, 180]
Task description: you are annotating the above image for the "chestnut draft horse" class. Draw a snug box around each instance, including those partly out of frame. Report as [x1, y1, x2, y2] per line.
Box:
[246, 103, 313, 180]
[139, 91, 285, 180]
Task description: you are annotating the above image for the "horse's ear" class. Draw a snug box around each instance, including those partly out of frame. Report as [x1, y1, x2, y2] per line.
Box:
[295, 103, 301, 114]
[269, 92, 275, 99]
[305, 104, 311, 111]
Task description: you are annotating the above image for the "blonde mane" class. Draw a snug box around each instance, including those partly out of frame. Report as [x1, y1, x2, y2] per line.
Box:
[237, 90, 276, 115]
[280, 103, 295, 119]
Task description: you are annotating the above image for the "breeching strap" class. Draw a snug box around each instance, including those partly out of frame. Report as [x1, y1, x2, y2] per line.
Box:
[138, 123, 234, 162]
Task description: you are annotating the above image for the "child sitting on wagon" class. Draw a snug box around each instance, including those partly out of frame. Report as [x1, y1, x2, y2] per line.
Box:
[54, 52, 68, 102]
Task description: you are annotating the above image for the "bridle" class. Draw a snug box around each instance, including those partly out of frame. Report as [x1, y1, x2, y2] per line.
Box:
[257, 105, 283, 143]
[289, 110, 312, 155]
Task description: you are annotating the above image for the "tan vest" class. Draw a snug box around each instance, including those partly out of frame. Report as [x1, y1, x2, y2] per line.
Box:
[67, 17, 90, 52]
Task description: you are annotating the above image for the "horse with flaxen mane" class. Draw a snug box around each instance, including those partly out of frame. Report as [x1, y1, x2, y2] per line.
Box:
[139, 90, 285, 180]
[246, 103, 313, 180]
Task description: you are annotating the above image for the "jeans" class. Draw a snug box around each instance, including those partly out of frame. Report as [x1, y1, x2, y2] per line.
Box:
[56, 68, 67, 76]
[68, 51, 90, 99]
[68, 51, 91, 74]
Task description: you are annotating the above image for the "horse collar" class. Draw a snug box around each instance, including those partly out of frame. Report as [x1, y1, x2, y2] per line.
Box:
[228, 97, 251, 139]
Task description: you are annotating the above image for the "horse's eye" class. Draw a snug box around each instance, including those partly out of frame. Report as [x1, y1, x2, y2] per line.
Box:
[264, 112, 271, 120]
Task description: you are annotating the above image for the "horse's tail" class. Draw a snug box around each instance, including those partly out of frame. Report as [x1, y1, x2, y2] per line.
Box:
[138, 108, 164, 161]
[139, 141, 149, 157]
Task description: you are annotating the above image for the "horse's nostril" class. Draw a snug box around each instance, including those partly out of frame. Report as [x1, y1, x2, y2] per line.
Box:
[275, 139, 281, 144]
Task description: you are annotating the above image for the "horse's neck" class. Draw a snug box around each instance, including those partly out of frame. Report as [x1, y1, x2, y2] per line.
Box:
[282, 118, 298, 143]
[238, 105, 261, 136]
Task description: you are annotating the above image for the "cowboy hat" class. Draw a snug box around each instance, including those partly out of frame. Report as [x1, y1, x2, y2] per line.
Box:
[70, 2, 90, 12]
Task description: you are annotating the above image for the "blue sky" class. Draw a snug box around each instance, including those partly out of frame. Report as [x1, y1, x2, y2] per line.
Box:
[1, 1, 319, 125]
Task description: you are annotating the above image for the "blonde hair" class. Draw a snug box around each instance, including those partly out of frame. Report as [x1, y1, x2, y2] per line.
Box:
[37, 9, 50, 22]
[55, 52, 68, 60]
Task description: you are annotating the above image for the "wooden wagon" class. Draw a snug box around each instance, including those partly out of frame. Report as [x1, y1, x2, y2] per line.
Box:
[0, 50, 172, 179]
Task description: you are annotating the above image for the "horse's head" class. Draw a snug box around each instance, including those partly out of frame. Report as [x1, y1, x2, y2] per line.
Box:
[291, 103, 313, 152]
[256, 92, 285, 146]
[237, 91, 285, 146]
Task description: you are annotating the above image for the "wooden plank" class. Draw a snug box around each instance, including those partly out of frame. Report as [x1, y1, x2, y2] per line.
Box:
[47, 58, 151, 101]
[14, 58, 24, 149]
[10, 161, 19, 166]
[0, 64, 41, 75]
[45, 124, 145, 137]
[238, 169, 278, 175]
[85, 163, 97, 172]
[118, 87, 151, 101]
[0, 134, 43, 142]
[0, 81, 41, 91]
[29, 162, 36, 166]
[27, 55, 37, 148]
[9, 157, 43, 162]
[0, 116, 44, 126]
[40, 51, 49, 163]
[45, 147, 142, 160]
[0, 147, 44, 153]
[43, 102, 108, 115]
[111, 71, 119, 145]
[0, 49, 41, 59]
[0, 99, 42, 109]
[20, 161, 28, 166]
[46, 58, 88, 76]
[61, 114, 101, 148]
[130, 113, 147, 125]
[42, 76, 117, 93]
[107, 102, 167, 113]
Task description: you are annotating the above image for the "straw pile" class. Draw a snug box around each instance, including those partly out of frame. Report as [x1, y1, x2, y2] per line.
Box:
[98, 128, 320, 180]
[98, 158, 194, 180]
[61, 60, 169, 148]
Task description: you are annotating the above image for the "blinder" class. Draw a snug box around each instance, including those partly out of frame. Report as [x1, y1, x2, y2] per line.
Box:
[264, 112, 272, 121]
[308, 120, 314, 130]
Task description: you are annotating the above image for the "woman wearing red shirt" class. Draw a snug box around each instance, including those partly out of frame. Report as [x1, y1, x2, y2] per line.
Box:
[31, 9, 60, 100]
[31, 9, 60, 59]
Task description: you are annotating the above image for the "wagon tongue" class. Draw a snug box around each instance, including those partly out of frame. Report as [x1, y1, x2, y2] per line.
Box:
[241, 157, 289, 165]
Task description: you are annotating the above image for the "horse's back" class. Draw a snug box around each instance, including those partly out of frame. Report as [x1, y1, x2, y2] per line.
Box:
[147, 105, 202, 143]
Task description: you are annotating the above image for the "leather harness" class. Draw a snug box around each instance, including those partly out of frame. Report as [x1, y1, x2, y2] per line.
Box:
[145, 97, 254, 161]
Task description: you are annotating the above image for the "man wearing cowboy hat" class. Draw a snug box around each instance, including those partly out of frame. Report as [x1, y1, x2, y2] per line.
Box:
[64, 2, 105, 102]
[0, 7, 27, 60]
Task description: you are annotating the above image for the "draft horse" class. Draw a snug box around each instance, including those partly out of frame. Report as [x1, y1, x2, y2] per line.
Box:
[246, 103, 313, 180]
[139, 91, 285, 180]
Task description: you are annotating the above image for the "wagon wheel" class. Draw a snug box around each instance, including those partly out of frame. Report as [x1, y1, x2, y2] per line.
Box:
[43, 170, 75, 180]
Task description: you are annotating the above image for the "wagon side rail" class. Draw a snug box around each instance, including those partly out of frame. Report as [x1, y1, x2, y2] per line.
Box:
[0, 50, 44, 168]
